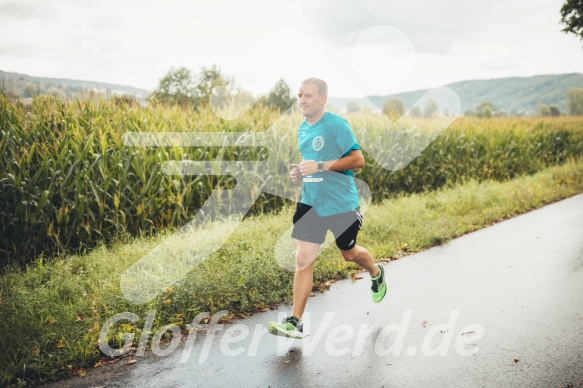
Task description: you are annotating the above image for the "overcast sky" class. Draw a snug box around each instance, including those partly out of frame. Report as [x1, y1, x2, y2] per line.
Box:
[1, 0, 582, 98]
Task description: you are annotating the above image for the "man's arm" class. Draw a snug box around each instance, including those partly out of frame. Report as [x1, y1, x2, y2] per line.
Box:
[299, 150, 365, 176]
[324, 149, 364, 171]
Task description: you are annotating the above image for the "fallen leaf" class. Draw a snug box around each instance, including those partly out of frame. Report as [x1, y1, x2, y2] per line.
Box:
[48, 319, 57, 325]
[318, 281, 332, 292]
[202, 368, 221, 377]
[125, 359, 137, 365]
[76, 314, 84, 321]
[78, 369, 86, 376]
[93, 361, 102, 368]
[56, 339, 66, 349]
[514, 357, 520, 363]
[217, 314, 236, 324]
[421, 320, 428, 328]
[309, 293, 315, 297]
[351, 274, 363, 280]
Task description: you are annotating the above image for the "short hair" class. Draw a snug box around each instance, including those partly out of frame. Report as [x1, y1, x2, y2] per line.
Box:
[301, 77, 328, 96]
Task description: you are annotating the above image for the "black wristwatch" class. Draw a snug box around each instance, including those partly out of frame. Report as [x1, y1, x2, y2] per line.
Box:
[317, 161, 324, 172]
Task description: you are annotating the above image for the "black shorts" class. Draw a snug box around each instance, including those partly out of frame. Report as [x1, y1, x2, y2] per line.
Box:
[291, 202, 363, 251]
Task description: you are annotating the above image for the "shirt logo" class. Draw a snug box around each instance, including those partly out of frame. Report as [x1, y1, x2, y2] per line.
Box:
[312, 136, 324, 151]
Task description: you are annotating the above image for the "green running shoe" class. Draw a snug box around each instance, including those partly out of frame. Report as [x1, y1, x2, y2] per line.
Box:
[267, 315, 305, 339]
[371, 264, 387, 303]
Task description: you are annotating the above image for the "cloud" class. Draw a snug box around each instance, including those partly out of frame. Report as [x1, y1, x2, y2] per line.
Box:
[304, 0, 568, 57]
[305, 0, 499, 55]
[0, 0, 60, 22]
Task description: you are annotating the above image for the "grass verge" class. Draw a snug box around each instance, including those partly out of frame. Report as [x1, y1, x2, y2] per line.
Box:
[1, 157, 583, 386]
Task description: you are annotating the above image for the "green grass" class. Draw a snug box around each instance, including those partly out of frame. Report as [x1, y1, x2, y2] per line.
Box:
[1, 158, 583, 386]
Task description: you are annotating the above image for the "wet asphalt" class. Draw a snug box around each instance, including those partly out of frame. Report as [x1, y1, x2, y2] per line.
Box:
[45, 193, 583, 388]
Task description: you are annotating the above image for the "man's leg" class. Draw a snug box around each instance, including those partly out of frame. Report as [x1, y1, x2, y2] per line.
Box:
[341, 245, 387, 303]
[267, 239, 319, 338]
[267, 203, 325, 337]
[340, 245, 378, 277]
[332, 209, 387, 302]
[292, 239, 320, 320]
[332, 209, 378, 276]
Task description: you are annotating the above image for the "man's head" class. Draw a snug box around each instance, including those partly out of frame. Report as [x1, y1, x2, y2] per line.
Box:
[298, 78, 328, 121]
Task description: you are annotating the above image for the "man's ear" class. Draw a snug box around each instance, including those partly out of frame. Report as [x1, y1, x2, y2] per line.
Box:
[321, 94, 328, 105]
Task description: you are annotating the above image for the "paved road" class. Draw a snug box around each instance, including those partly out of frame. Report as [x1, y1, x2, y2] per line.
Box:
[47, 194, 583, 387]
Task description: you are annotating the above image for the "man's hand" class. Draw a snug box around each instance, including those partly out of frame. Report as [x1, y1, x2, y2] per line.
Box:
[290, 163, 301, 182]
[299, 160, 318, 176]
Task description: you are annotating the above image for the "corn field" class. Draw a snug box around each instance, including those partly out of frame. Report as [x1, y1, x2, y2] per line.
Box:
[1, 94, 582, 266]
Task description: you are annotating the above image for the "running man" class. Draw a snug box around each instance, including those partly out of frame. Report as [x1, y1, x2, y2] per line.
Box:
[267, 77, 387, 339]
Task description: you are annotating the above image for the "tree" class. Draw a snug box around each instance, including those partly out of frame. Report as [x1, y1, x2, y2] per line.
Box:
[567, 88, 583, 115]
[465, 101, 505, 118]
[539, 104, 562, 116]
[409, 105, 422, 118]
[538, 104, 551, 116]
[263, 79, 296, 112]
[346, 101, 360, 113]
[478, 102, 495, 118]
[194, 65, 232, 107]
[382, 98, 404, 120]
[560, 0, 583, 42]
[151, 67, 196, 107]
[423, 97, 439, 118]
[151, 65, 235, 108]
[112, 94, 138, 107]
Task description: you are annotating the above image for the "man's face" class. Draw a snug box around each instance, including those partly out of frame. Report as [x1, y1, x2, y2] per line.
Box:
[298, 83, 326, 119]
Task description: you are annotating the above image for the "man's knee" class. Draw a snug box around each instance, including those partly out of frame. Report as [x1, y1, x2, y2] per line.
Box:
[340, 246, 358, 262]
[295, 252, 316, 271]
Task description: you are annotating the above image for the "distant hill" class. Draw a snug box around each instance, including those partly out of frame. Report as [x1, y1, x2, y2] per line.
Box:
[328, 73, 583, 116]
[2, 70, 582, 116]
[0, 70, 150, 101]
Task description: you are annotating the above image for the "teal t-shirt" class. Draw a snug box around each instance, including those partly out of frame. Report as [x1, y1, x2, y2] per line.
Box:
[298, 112, 360, 216]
